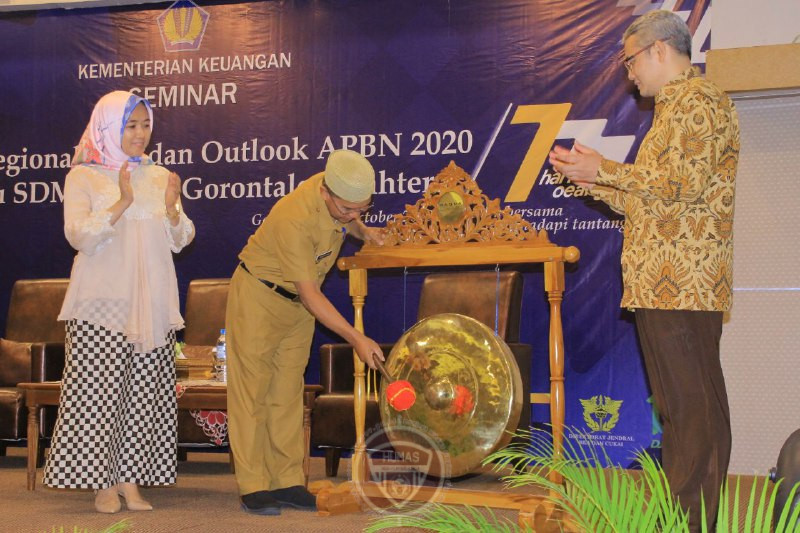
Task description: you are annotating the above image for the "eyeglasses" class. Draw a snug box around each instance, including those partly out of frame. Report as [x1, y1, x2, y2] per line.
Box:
[328, 191, 373, 215]
[622, 42, 655, 72]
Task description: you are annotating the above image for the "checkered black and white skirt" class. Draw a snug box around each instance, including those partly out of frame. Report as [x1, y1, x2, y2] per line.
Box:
[43, 320, 177, 490]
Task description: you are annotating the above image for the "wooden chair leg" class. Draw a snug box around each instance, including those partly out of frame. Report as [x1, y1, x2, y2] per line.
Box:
[0, 442, 6, 457]
[35, 440, 46, 468]
[177, 447, 188, 462]
[303, 400, 312, 487]
[325, 448, 341, 477]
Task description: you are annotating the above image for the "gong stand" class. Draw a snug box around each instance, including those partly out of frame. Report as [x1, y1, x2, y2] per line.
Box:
[314, 161, 579, 526]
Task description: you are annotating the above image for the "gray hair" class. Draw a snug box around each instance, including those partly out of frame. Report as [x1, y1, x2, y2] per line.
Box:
[623, 10, 692, 59]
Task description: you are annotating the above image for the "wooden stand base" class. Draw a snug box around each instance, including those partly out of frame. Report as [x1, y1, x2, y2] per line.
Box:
[312, 480, 577, 531]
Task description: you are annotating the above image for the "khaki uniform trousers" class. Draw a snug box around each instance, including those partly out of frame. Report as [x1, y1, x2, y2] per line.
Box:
[225, 266, 315, 495]
[635, 308, 731, 533]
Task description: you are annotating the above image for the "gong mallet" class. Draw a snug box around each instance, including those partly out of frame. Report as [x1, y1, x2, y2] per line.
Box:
[372, 355, 417, 411]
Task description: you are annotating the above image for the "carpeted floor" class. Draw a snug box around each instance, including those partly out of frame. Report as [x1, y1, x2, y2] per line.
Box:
[0, 446, 529, 533]
[0, 445, 773, 533]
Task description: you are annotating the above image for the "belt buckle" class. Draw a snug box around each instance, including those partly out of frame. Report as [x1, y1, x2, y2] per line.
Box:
[275, 284, 300, 302]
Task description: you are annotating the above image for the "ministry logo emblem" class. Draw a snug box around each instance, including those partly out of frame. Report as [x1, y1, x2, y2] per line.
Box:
[157, 0, 210, 53]
[580, 395, 623, 432]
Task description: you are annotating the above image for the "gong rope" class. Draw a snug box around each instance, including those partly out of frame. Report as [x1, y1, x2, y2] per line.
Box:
[495, 264, 500, 335]
[403, 267, 408, 333]
[368, 267, 412, 400]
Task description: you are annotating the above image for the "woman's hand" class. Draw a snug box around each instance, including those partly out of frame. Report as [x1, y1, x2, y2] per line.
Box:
[108, 162, 133, 226]
[118, 161, 134, 207]
[165, 172, 181, 210]
[165, 172, 182, 223]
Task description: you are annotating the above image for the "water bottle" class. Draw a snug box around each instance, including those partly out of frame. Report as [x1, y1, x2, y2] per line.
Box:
[214, 328, 227, 382]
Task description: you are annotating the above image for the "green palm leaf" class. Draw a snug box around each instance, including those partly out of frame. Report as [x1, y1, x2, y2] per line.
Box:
[365, 504, 524, 533]
[489, 428, 676, 532]
[366, 426, 800, 533]
[46, 520, 131, 533]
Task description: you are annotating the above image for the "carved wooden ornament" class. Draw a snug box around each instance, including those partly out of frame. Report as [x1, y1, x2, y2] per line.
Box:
[379, 161, 551, 247]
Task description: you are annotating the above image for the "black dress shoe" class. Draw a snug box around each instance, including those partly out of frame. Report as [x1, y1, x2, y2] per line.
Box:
[269, 485, 317, 511]
[240, 490, 281, 515]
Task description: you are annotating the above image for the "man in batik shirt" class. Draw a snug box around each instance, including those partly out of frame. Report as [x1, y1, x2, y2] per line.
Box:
[549, 10, 740, 532]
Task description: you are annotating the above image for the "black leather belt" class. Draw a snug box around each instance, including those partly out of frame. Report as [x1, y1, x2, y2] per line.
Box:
[239, 262, 301, 302]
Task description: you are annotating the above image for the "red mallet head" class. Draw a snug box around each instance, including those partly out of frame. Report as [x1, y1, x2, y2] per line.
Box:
[373, 356, 417, 411]
[386, 379, 416, 411]
[449, 385, 474, 417]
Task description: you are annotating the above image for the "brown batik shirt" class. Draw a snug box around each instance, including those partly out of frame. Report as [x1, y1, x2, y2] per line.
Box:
[590, 67, 740, 311]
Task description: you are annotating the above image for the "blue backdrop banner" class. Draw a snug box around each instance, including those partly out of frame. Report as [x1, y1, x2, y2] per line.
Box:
[0, 0, 712, 466]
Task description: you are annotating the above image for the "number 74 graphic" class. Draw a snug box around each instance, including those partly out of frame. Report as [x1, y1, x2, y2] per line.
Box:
[504, 103, 635, 203]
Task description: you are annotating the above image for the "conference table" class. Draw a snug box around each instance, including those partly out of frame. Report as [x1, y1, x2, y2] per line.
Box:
[18, 381, 322, 490]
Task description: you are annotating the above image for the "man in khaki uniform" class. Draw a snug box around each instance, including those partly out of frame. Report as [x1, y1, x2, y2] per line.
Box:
[549, 10, 738, 532]
[226, 149, 385, 515]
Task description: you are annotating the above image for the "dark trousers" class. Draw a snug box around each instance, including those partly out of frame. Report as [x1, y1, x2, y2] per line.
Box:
[635, 308, 731, 532]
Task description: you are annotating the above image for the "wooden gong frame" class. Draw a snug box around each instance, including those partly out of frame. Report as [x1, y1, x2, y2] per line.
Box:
[313, 162, 579, 527]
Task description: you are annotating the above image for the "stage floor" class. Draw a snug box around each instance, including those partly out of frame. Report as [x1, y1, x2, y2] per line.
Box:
[0, 445, 534, 533]
[0, 445, 770, 532]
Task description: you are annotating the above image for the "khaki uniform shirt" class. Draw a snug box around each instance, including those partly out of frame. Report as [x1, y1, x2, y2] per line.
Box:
[239, 172, 349, 294]
[591, 67, 740, 311]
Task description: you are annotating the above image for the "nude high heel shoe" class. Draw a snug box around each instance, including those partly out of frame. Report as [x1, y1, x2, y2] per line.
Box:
[118, 482, 153, 511]
[94, 486, 121, 514]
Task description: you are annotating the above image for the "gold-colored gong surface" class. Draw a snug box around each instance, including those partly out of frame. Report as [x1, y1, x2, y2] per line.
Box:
[379, 313, 522, 478]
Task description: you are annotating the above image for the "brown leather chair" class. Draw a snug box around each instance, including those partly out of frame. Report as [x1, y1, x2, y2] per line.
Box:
[0, 279, 68, 458]
[183, 278, 231, 348]
[177, 279, 231, 452]
[311, 271, 532, 477]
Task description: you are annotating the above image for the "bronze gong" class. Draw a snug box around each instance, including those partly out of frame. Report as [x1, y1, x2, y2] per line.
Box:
[378, 313, 523, 477]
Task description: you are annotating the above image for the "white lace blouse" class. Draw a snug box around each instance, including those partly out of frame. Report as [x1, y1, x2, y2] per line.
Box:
[58, 163, 195, 352]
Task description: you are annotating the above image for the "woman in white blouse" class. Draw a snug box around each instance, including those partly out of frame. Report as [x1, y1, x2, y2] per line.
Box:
[43, 91, 195, 514]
